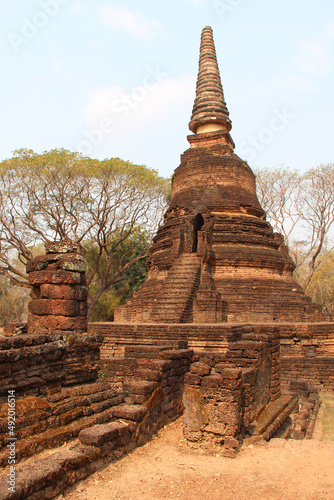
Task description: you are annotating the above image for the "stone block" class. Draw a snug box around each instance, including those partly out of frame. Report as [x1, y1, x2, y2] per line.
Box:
[290, 380, 309, 392]
[214, 362, 237, 373]
[2, 448, 87, 499]
[28, 270, 82, 286]
[40, 284, 88, 301]
[137, 359, 174, 372]
[45, 240, 80, 254]
[218, 367, 242, 380]
[124, 380, 158, 396]
[125, 394, 147, 405]
[79, 421, 130, 447]
[201, 374, 223, 388]
[26, 253, 86, 273]
[3, 322, 27, 336]
[158, 349, 193, 361]
[190, 362, 211, 376]
[112, 404, 148, 422]
[184, 372, 202, 386]
[134, 368, 162, 382]
[183, 386, 209, 432]
[223, 436, 239, 449]
[29, 299, 82, 317]
[28, 314, 87, 333]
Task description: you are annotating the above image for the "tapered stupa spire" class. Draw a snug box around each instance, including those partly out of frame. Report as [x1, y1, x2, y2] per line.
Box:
[115, 25, 324, 326]
[189, 26, 231, 135]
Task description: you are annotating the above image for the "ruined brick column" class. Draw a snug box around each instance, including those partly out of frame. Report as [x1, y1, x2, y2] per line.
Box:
[27, 240, 88, 334]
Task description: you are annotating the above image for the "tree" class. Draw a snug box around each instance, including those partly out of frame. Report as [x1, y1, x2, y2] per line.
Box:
[255, 163, 334, 302]
[0, 276, 29, 326]
[0, 149, 169, 319]
[254, 167, 301, 245]
[299, 250, 334, 315]
[296, 165, 334, 289]
[85, 227, 149, 321]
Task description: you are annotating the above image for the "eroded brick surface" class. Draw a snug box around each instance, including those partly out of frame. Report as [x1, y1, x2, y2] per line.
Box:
[26, 242, 88, 334]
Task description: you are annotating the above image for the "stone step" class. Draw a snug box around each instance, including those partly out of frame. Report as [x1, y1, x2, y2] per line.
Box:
[124, 345, 174, 356]
[246, 394, 298, 442]
[168, 269, 199, 275]
[161, 279, 200, 286]
[151, 301, 194, 308]
[262, 398, 299, 441]
[159, 282, 200, 290]
[0, 419, 137, 500]
[0, 384, 125, 468]
[128, 253, 202, 322]
[152, 290, 197, 297]
[47, 381, 113, 403]
[117, 253, 202, 321]
[162, 276, 200, 284]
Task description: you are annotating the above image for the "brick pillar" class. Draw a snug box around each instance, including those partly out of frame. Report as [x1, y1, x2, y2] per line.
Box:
[27, 241, 88, 334]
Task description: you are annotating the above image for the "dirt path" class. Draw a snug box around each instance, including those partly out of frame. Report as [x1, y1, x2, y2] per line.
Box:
[58, 397, 334, 500]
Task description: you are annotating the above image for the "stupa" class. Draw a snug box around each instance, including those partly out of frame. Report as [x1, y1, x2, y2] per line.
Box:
[115, 26, 323, 325]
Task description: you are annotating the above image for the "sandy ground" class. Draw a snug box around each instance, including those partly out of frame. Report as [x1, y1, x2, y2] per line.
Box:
[58, 395, 334, 500]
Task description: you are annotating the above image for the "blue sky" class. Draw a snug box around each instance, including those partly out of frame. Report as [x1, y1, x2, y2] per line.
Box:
[1, 0, 333, 178]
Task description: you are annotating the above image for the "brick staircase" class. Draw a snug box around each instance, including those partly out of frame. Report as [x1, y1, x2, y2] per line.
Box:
[245, 387, 321, 443]
[0, 344, 193, 499]
[114, 277, 164, 322]
[150, 254, 202, 323]
[245, 394, 299, 443]
[0, 381, 124, 468]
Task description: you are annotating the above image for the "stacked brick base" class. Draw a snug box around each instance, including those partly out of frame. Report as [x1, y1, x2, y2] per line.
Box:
[0, 318, 333, 498]
[279, 323, 334, 391]
[90, 321, 334, 391]
[90, 321, 334, 454]
[1, 236, 333, 499]
[0, 341, 193, 499]
[0, 332, 102, 399]
[182, 332, 279, 457]
[27, 241, 88, 334]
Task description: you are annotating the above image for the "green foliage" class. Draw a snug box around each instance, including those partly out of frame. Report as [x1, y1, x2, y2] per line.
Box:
[0, 149, 169, 318]
[85, 228, 149, 321]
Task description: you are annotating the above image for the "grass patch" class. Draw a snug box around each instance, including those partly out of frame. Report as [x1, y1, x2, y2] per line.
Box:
[321, 392, 334, 440]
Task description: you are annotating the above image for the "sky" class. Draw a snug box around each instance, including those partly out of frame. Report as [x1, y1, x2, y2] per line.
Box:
[1, 0, 334, 179]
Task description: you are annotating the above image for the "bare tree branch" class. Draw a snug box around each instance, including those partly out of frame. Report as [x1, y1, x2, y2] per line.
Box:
[0, 149, 169, 319]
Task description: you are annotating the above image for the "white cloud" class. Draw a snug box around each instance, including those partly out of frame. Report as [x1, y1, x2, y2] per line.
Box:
[185, 0, 206, 5]
[83, 73, 195, 140]
[69, 1, 88, 13]
[295, 21, 334, 76]
[98, 3, 163, 41]
[272, 74, 315, 93]
[51, 54, 64, 73]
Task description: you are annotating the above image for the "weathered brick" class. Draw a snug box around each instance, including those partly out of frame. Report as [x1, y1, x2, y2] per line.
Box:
[28, 299, 81, 317]
[28, 270, 82, 286]
[112, 404, 148, 422]
[79, 421, 130, 447]
[40, 284, 88, 301]
[190, 362, 211, 376]
[28, 314, 87, 333]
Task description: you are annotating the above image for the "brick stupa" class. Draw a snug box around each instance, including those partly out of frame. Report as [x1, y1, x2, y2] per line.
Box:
[115, 26, 323, 324]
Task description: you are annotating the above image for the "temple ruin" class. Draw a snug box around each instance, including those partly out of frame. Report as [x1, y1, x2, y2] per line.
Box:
[0, 26, 333, 500]
[115, 26, 324, 325]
